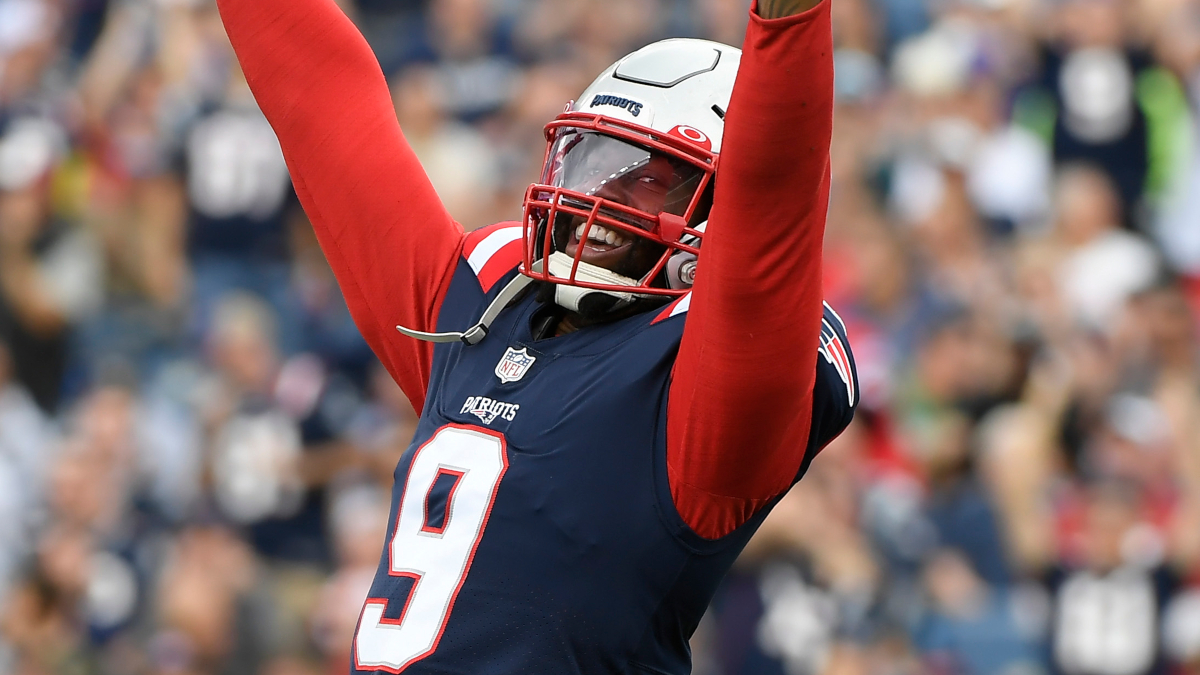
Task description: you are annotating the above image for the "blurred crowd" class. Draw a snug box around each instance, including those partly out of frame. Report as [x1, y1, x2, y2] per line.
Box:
[1, 0, 1200, 673]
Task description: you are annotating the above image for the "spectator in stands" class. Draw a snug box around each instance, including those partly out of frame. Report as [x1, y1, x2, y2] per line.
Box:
[391, 66, 502, 230]
[1052, 165, 1160, 330]
[0, 118, 103, 412]
[0, 339, 53, 593]
[309, 485, 389, 673]
[915, 549, 1042, 675]
[1036, 0, 1155, 223]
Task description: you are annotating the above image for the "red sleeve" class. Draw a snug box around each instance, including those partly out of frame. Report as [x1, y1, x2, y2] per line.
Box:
[666, 0, 834, 539]
[216, 0, 464, 413]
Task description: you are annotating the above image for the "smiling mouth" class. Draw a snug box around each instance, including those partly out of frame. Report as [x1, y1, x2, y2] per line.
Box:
[564, 222, 635, 269]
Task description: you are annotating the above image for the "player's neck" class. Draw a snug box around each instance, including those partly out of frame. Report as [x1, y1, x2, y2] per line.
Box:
[528, 294, 668, 339]
[530, 304, 583, 339]
[555, 314, 583, 337]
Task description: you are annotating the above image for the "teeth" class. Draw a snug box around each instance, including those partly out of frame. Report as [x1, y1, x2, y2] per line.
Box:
[574, 223, 626, 247]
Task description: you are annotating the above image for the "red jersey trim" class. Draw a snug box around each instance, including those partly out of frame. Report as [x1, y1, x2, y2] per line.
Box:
[652, 292, 692, 324]
[463, 222, 523, 293]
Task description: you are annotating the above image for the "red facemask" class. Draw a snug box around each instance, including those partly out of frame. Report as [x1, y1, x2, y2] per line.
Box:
[521, 112, 717, 299]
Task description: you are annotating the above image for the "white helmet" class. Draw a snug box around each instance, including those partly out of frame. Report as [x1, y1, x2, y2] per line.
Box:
[520, 38, 742, 315]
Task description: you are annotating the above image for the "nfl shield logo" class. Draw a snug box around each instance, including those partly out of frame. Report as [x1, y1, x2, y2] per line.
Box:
[495, 347, 537, 384]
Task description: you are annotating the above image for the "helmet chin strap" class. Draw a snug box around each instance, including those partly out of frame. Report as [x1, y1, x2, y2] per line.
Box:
[396, 271, 534, 345]
[546, 252, 638, 313]
[395, 253, 650, 346]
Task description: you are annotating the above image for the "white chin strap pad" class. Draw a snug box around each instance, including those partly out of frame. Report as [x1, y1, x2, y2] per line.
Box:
[546, 252, 637, 312]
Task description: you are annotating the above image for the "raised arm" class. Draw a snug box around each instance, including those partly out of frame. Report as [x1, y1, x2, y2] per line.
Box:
[216, 0, 464, 411]
[667, 0, 835, 539]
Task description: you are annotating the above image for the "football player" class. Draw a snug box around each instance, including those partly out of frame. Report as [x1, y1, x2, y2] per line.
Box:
[216, 0, 858, 672]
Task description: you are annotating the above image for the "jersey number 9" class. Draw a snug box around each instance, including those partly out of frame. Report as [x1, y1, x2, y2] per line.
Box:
[354, 426, 509, 672]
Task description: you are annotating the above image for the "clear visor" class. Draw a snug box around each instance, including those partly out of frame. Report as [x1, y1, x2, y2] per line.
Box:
[542, 129, 705, 220]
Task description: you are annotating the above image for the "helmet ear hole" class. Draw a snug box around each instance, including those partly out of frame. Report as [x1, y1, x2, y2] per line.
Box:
[666, 252, 698, 290]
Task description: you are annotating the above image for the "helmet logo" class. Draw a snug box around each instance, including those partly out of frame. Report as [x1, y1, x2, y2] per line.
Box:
[589, 94, 644, 118]
[670, 125, 712, 150]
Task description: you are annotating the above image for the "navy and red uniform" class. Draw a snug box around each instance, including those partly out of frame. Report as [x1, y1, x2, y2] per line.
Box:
[216, 0, 856, 672]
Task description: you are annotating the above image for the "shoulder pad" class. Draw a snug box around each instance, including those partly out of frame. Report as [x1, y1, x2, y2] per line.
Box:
[463, 222, 523, 293]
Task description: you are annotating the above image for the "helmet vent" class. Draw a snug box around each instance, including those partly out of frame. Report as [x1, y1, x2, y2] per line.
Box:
[613, 42, 722, 88]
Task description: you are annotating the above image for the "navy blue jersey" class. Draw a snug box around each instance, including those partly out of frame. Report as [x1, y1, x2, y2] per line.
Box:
[351, 246, 858, 674]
